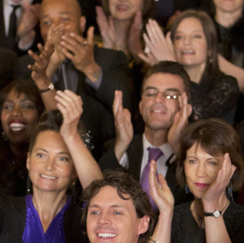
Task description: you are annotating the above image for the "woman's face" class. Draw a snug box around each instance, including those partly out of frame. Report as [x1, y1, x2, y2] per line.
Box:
[184, 143, 223, 199]
[1, 90, 39, 146]
[109, 0, 143, 21]
[27, 131, 76, 194]
[214, 0, 244, 14]
[173, 17, 208, 72]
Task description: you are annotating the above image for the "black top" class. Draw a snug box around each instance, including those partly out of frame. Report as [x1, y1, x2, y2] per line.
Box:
[171, 201, 244, 243]
[190, 72, 239, 124]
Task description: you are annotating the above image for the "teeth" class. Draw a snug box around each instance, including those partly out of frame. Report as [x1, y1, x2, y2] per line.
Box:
[10, 123, 25, 131]
[40, 174, 57, 180]
[98, 233, 117, 238]
[117, 5, 128, 10]
[153, 110, 162, 113]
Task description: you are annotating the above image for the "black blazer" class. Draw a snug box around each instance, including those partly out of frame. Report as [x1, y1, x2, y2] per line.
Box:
[99, 134, 190, 206]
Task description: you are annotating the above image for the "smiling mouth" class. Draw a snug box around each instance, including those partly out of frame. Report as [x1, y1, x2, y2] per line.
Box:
[182, 50, 194, 54]
[40, 174, 57, 180]
[9, 123, 26, 132]
[116, 5, 129, 11]
[97, 233, 117, 238]
[195, 183, 209, 188]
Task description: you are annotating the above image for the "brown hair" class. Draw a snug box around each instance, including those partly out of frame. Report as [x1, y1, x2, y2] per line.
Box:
[176, 119, 244, 191]
[141, 61, 191, 101]
[101, 0, 155, 23]
[170, 10, 220, 77]
[82, 170, 156, 243]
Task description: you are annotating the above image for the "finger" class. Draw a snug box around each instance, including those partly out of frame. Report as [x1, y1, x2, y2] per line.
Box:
[28, 49, 42, 62]
[113, 90, 122, 117]
[87, 26, 94, 45]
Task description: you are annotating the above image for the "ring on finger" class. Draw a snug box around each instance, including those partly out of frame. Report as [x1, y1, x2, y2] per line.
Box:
[81, 41, 88, 46]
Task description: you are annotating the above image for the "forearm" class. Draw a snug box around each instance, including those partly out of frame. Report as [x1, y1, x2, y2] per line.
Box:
[46, 57, 60, 79]
[18, 31, 35, 51]
[64, 132, 103, 188]
[150, 212, 173, 243]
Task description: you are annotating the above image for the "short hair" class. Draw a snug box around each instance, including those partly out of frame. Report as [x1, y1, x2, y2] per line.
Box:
[170, 10, 220, 76]
[82, 170, 156, 243]
[176, 119, 244, 191]
[28, 109, 86, 153]
[141, 61, 191, 101]
[0, 79, 45, 117]
[101, 0, 155, 23]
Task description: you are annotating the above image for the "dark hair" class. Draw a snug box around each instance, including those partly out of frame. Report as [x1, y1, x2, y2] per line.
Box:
[0, 79, 45, 117]
[170, 10, 220, 77]
[29, 109, 85, 153]
[101, 0, 155, 23]
[176, 119, 244, 191]
[142, 61, 191, 101]
[82, 170, 156, 243]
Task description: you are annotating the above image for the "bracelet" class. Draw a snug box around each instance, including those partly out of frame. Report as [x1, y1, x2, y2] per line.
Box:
[148, 236, 160, 243]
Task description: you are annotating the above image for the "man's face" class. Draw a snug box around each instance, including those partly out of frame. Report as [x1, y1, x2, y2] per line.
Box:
[139, 73, 185, 131]
[87, 186, 149, 243]
[40, 0, 83, 42]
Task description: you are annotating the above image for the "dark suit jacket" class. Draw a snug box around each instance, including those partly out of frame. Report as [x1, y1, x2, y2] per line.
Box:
[13, 46, 136, 160]
[0, 47, 16, 90]
[99, 134, 191, 206]
[0, 0, 43, 56]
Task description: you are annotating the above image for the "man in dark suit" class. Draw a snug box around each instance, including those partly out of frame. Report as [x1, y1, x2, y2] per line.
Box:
[14, 0, 135, 160]
[99, 61, 192, 205]
[0, 0, 42, 56]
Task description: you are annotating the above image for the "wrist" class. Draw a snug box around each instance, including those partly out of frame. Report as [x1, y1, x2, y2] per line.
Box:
[83, 63, 101, 82]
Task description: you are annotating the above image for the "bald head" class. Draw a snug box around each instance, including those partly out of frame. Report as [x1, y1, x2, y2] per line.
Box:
[40, 0, 85, 42]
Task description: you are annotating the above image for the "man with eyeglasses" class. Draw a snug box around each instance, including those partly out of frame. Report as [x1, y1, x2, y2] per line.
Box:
[99, 61, 192, 207]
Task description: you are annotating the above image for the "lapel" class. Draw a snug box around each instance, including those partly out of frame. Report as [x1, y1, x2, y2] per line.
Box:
[0, 1, 7, 47]
[127, 134, 143, 182]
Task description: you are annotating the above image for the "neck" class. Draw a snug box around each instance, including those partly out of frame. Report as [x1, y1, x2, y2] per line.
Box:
[32, 189, 67, 233]
[10, 143, 28, 167]
[144, 127, 168, 146]
[215, 9, 242, 28]
[184, 65, 205, 84]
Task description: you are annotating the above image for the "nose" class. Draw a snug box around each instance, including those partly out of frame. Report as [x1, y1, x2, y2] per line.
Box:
[11, 106, 22, 116]
[98, 213, 111, 226]
[45, 157, 55, 171]
[183, 35, 191, 45]
[155, 92, 166, 103]
[196, 163, 207, 178]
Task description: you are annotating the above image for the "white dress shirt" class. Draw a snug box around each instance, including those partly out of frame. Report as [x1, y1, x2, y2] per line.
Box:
[119, 134, 174, 179]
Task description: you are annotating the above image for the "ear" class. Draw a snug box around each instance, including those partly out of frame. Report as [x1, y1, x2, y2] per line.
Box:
[138, 215, 150, 235]
[79, 16, 86, 34]
[26, 152, 30, 170]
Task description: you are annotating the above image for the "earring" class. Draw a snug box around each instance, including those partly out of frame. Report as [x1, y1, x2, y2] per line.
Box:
[26, 173, 32, 195]
[185, 184, 190, 194]
[228, 182, 234, 202]
[1, 131, 8, 141]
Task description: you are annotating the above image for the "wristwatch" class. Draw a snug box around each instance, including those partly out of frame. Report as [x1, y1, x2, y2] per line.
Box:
[204, 210, 222, 218]
[39, 83, 54, 93]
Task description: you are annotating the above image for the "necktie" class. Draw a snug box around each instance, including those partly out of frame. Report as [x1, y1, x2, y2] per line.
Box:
[141, 147, 163, 211]
[7, 5, 21, 50]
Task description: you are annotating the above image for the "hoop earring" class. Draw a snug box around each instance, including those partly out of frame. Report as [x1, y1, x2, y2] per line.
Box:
[228, 182, 234, 202]
[185, 184, 190, 194]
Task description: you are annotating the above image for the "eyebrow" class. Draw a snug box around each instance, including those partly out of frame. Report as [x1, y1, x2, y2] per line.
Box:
[4, 98, 34, 103]
[34, 148, 70, 155]
[88, 204, 126, 209]
[144, 87, 181, 92]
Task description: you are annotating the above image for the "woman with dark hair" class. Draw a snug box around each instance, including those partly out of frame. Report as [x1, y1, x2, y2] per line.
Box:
[0, 89, 102, 242]
[139, 10, 239, 124]
[149, 119, 244, 243]
[0, 79, 45, 196]
[96, 0, 155, 63]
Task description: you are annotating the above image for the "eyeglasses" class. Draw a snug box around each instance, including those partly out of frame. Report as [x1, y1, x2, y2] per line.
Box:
[142, 88, 180, 100]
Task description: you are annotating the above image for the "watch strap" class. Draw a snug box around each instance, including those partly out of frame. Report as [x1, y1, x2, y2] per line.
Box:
[204, 210, 222, 218]
[39, 83, 54, 93]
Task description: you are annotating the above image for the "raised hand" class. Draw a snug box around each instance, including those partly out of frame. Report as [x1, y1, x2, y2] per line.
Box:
[128, 11, 144, 63]
[55, 90, 83, 140]
[139, 19, 176, 64]
[168, 92, 192, 154]
[113, 90, 133, 161]
[203, 153, 236, 209]
[96, 6, 116, 49]
[60, 27, 101, 82]
[28, 41, 54, 83]
[149, 160, 174, 213]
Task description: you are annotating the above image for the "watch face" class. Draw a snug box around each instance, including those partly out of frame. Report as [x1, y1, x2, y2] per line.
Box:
[213, 210, 221, 218]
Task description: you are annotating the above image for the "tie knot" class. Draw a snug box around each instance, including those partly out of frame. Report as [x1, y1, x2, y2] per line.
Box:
[147, 147, 163, 162]
[11, 4, 21, 11]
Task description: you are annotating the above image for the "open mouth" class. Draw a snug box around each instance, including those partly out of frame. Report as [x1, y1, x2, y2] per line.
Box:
[40, 174, 57, 180]
[97, 233, 117, 238]
[9, 122, 26, 132]
[116, 4, 129, 11]
[182, 50, 194, 54]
